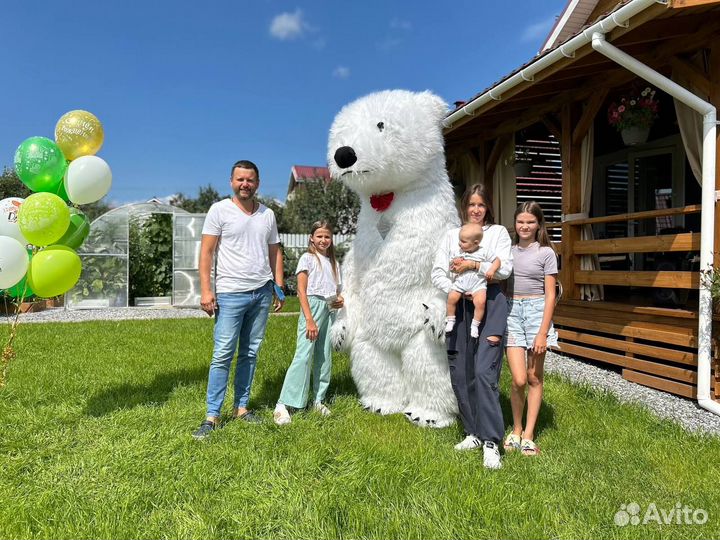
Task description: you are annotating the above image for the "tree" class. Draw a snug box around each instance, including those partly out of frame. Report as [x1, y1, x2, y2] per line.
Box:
[283, 179, 360, 234]
[170, 184, 223, 213]
[0, 168, 31, 200]
[83, 200, 113, 222]
[256, 195, 290, 233]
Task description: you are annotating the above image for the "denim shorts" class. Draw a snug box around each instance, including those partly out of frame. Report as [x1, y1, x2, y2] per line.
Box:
[505, 296, 558, 349]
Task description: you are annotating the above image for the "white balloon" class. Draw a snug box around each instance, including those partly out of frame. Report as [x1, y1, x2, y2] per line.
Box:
[0, 197, 27, 245]
[64, 155, 112, 205]
[0, 235, 29, 289]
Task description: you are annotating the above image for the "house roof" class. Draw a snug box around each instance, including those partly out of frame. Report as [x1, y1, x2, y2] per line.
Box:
[287, 165, 331, 196]
[443, 0, 720, 145]
[542, 0, 601, 51]
[291, 165, 331, 181]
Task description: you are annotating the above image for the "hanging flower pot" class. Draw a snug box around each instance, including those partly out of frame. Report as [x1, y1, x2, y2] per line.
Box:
[621, 126, 650, 146]
[608, 86, 659, 146]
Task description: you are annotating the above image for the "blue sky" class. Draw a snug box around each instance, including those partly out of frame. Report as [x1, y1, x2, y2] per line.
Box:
[1, 1, 566, 205]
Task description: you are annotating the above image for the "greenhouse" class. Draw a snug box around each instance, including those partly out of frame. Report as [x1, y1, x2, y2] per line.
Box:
[65, 200, 205, 309]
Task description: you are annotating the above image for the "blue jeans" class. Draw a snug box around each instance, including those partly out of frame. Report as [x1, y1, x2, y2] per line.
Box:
[206, 282, 273, 417]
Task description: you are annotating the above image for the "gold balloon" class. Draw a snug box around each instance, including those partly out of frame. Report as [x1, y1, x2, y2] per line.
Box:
[54, 110, 104, 161]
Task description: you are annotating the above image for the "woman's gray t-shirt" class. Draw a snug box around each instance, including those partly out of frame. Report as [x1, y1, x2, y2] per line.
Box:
[509, 243, 558, 296]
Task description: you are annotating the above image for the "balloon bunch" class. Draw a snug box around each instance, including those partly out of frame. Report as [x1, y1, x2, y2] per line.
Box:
[0, 110, 111, 386]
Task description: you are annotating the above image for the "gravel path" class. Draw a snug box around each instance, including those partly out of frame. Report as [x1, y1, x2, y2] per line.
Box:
[545, 350, 720, 436]
[2, 307, 718, 436]
[0, 307, 299, 324]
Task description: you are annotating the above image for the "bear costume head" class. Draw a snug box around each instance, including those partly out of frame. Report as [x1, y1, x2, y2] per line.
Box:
[327, 90, 449, 211]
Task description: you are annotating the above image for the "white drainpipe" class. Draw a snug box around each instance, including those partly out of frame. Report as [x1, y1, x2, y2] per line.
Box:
[591, 32, 719, 416]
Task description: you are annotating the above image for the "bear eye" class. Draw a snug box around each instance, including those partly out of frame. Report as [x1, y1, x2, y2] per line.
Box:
[377, 121, 384, 132]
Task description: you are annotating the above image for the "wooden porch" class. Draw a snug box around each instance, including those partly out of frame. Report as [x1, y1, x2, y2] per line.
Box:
[443, 0, 720, 401]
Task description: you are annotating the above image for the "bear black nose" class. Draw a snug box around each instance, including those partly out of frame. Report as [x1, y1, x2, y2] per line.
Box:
[334, 146, 357, 169]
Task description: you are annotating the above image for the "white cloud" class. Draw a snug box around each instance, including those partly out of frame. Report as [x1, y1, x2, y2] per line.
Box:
[333, 66, 350, 79]
[521, 16, 556, 43]
[269, 9, 306, 40]
[390, 18, 412, 31]
[376, 37, 402, 51]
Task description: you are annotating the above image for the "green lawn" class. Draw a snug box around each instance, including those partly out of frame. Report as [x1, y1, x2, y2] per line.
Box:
[281, 295, 300, 313]
[0, 316, 718, 539]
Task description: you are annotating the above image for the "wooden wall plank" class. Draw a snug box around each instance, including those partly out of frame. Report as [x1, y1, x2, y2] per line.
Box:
[623, 369, 696, 399]
[574, 270, 699, 289]
[573, 232, 700, 254]
[553, 315, 697, 347]
[559, 342, 697, 383]
[557, 328, 698, 365]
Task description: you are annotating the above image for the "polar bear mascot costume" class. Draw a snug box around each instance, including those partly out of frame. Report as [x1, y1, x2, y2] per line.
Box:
[328, 89, 460, 428]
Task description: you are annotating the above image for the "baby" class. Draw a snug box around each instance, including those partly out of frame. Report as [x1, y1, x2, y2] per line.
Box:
[445, 223, 501, 338]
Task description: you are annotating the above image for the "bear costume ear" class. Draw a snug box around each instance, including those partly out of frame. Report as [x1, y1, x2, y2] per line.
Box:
[417, 91, 449, 124]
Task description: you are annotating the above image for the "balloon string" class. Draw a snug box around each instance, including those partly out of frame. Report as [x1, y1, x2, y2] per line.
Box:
[1, 282, 26, 389]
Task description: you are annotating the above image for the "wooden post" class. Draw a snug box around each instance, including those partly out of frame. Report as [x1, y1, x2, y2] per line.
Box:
[711, 41, 720, 269]
[560, 103, 583, 300]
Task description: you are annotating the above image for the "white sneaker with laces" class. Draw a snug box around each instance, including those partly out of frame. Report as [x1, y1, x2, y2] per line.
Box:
[273, 403, 291, 425]
[454, 435, 482, 451]
[313, 402, 331, 416]
[483, 441, 502, 469]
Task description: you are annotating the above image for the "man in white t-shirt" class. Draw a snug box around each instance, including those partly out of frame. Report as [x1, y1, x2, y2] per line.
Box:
[192, 160, 284, 439]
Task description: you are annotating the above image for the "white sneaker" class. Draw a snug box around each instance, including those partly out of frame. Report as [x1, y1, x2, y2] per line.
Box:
[454, 435, 482, 451]
[313, 402, 331, 416]
[483, 441, 502, 469]
[273, 403, 291, 425]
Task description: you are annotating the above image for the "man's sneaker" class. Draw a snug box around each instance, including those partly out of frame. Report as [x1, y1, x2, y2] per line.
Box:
[192, 420, 216, 440]
[313, 402, 331, 416]
[483, 440, 503, 469]
[235, 410, 262, 424]
[454, 435, 482, 451]
[273, 404, 291, 426]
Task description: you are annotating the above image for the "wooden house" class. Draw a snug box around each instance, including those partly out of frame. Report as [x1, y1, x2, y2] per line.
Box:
[442, 0, 720, 412]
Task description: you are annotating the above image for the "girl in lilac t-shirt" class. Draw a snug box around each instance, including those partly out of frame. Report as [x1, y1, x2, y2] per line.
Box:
[503, 201, 559, 457]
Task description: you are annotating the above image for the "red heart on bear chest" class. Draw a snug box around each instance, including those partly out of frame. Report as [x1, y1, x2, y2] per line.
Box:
[370, 192, 394, 212]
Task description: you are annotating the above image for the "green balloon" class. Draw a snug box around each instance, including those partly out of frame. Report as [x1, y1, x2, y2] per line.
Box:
[53, 176, 70, 202]
[4, 275, 33, 299]
[27, 245, 81, 298]
[14, 136, 68, 193]
[17, 192, 71, 247]
[55, 207, 90, 250]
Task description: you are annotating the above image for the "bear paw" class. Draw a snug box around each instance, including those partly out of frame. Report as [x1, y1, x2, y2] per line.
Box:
[330, 321, 348, 351]
[403, 408, 455, 429]
[422, 303, 446, 344]
[360, 397, 404, 416]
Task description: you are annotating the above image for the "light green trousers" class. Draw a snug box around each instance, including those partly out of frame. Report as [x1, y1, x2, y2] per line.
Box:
[278, 295, 336, 409]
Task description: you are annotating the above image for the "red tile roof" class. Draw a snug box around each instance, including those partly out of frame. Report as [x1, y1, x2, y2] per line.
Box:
[292, 165, 331, 181]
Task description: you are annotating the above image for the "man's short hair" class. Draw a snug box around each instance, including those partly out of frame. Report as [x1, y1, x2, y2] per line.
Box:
[231, 160, 259, 179]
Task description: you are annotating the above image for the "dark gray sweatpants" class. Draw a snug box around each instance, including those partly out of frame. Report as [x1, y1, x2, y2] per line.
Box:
[446, 283, 507, 443]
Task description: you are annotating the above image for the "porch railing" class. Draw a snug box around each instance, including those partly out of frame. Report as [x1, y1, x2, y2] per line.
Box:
[546, 204, 701, 293]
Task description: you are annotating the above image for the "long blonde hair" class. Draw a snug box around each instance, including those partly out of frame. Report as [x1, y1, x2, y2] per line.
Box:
[308, 220, 339, 284]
